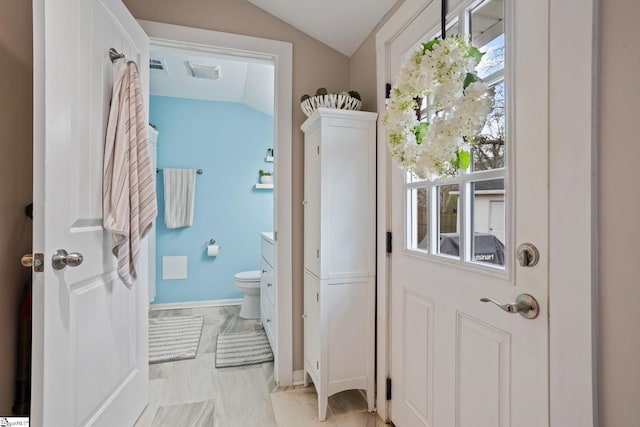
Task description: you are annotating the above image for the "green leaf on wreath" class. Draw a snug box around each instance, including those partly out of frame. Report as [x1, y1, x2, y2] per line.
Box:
[414, 122, 429, 144]
[463, 73, 481, 89]
[451, 150, 471, 170]
[467, 46, 484, 62]
[422, 39, 440, 53]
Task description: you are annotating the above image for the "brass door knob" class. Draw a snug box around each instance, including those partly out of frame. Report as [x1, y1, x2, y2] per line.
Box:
[21, 254, 33, 268]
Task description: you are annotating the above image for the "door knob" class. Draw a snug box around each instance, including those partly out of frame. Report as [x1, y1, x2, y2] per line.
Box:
[480, 293, 539, 319]
[21, 255, 33, 268]
[52, 249, 84, 270]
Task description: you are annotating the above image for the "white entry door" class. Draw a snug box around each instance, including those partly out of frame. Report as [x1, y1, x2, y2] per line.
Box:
[32, 0, 150, 425]
[387, 0, 549, 426]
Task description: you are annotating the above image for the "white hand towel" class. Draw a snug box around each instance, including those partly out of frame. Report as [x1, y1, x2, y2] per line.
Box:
[163, 168, 196, 229]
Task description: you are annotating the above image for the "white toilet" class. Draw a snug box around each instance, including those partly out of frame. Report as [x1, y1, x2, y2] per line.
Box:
[234, 270, 261, 319]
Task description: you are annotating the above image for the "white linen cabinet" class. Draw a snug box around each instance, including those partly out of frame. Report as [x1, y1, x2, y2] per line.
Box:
[301, 108, 377, 421]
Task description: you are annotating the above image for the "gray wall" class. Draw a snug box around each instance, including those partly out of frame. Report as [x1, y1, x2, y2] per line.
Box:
[349, 1, 405, 112]
[0, 0, 33, 413]
[597, 0, 640, 424]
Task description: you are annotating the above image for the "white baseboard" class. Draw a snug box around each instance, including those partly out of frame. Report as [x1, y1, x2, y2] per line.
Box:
[292, 369, 306, 385]
[149, 298, 243, 311]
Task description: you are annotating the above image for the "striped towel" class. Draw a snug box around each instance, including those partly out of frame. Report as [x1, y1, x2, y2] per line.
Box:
[103, 60, 157, 288]
[163, 168, 196, 229]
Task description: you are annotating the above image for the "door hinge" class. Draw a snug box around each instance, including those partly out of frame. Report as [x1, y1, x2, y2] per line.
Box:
[386, 378, 392, 400]
[385, 83, 392, 99]
[317, 146, 320, 155]
[386, 232, 392, 254]
[316, 292, 319, 302]
[317, 361, 319, 370]
[316, 249, 320, 258]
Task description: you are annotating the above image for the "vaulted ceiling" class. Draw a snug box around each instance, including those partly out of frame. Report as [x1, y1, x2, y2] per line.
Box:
[149, 45, 275, 117]
[247, 0, 399, 57]
[149, 0, 399, 115]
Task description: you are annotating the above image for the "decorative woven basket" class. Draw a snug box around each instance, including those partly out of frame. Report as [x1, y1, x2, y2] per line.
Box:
[301, 94, 362, 117]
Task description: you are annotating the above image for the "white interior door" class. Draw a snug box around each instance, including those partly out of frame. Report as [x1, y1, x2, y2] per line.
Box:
[32, 1, 150, 425]
[387, 0, 549, 426]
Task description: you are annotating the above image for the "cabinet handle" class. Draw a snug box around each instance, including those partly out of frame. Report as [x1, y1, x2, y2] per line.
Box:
[262, 269, 267, 274]
[267, 283, 272, 287]
[302, 200, 308, 205]
[266, 318, 271, 323]
[302, 314, 308, 319]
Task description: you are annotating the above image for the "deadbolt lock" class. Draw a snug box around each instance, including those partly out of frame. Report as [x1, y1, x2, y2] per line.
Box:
[517, 243, 539, 267]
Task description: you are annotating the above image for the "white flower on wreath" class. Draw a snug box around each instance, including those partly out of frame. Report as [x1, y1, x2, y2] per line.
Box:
[383, 36, 493, 180]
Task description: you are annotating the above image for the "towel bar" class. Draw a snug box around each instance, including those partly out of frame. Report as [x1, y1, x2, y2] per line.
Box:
[156, 168, 203, 175]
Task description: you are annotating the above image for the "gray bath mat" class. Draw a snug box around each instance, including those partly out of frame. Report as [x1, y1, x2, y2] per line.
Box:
[149, 314, 204, 364]
[215, 329, 274, 368]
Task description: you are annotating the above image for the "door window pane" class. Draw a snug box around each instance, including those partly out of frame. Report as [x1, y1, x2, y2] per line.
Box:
[472, 80, 505, 171]
[445, 20, 460, 39]
[470, 0, 505, 78]
[437, 184, 460, 258]
[408, 188, 429, 251]
[471, 179, 505, 267]
[469, 0, 505, 172]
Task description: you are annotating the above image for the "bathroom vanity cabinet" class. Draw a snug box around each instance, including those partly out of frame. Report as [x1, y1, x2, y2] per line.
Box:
[301, 108, 377, 421]
[260, 232, 276, 354]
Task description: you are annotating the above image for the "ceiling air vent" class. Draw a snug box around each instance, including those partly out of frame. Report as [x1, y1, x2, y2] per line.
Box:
[149, 58, 168, 74]
[187, 62, 221, 80]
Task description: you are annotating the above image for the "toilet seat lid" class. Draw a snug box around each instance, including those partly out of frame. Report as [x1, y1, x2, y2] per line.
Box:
[235, 270, 261, 282]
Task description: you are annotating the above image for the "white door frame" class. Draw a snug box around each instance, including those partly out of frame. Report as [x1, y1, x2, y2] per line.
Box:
[139, 20, 294, 386]
[374, 0, 598, 424]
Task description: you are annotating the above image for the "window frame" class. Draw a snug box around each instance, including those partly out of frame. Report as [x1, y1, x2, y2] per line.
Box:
[403, 0, 509, 274]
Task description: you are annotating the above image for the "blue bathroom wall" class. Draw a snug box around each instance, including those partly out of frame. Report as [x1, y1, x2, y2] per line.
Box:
[150, 95, 274, 304]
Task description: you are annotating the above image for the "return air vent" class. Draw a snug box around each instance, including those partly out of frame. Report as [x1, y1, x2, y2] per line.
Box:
[149, 58, 168, 74]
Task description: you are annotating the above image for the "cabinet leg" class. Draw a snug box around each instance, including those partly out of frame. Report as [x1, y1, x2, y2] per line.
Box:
[304, 370, 310, 387]
[318, 391, 328, 421]
[366, 388, 374, 412]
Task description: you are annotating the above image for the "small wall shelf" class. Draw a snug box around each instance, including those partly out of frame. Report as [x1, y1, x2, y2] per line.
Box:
[265, 156, 274, 162]
[255, 183, 274, 190]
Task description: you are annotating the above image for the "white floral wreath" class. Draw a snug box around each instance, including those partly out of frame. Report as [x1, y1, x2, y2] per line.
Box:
[383, 36, 493, 180]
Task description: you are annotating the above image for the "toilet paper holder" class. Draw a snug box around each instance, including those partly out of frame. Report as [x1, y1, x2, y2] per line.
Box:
[204, 238, 220, 257]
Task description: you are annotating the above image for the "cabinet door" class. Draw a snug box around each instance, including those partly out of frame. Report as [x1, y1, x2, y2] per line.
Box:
[303, 128, 321, 276]
[304, 271, 321, 377]
[325, 120, 376, 278]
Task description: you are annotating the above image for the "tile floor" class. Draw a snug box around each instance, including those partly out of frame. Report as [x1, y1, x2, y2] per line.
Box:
[134, 305, 388, 427]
